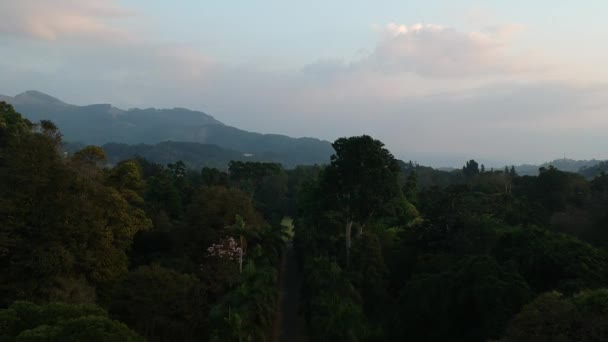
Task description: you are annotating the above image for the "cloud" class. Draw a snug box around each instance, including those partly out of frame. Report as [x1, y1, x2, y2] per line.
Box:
[367, 22, 537, 77]
[1, 13, 606, 165]
[0, 0, 217, 95]
[303, 22, 542, 79]
[0, 0, 134, 42]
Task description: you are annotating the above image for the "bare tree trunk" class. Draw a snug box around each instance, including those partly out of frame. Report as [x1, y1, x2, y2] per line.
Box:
[239, 235, 245, 273]
[345, 220, 353, 267]
[355, 224, 361, 238]
[356, 212, 373, 239]
[239, 248, 243, 273]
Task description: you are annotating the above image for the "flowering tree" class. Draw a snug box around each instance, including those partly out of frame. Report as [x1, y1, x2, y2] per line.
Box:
[206, 237, 244, 272]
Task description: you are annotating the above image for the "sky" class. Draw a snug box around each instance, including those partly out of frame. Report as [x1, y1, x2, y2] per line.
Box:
[1, 0, 608, 166]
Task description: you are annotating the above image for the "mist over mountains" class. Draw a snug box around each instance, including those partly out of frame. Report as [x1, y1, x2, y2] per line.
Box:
[1, 90, 333, 168]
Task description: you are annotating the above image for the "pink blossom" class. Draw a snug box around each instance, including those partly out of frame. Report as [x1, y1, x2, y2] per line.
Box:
[205, 237, 243, 261]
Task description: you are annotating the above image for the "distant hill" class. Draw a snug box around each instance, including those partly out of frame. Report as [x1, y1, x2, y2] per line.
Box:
[1, 90, 333, 167]
[540, 158, 601, 173]
[579, 161, 608, 179]
[515, 158, 602, 176]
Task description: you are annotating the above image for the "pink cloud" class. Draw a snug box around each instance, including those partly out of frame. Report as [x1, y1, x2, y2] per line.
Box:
[0, 0, 134, 42]
[0, 0, 217, 84]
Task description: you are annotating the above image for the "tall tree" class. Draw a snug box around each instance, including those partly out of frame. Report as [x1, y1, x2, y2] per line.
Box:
[320, 135, 401, 264]
[463, 160, 480, 179]
[509, 165, 517, 178]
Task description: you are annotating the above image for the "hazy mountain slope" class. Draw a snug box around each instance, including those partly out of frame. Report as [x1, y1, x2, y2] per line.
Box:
[2, 90, 333, 166]
[2, 91, 222, 145]
[579, 161, 608, 179]
[541, 158, 601, 173]
[515, 158, 602, 176]
[184, 124, 333, 166]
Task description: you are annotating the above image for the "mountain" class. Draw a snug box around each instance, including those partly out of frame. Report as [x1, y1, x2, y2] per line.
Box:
[579, 161, 608, 179]
[515, 158, 602, 176]
[1, 91, 222, 145]
[540, 158, 601, 173]
[1, 91, 333, 167]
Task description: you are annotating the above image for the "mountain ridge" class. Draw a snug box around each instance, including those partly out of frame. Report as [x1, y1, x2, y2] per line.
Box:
[1, 90, 334, 167]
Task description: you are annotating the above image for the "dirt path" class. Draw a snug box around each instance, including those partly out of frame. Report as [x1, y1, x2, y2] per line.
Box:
[274, 242, 308, 342]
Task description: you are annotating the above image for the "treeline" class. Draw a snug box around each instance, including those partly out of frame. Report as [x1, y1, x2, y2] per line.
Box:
[295, 136, 608, 341]
[3, 99, 608, 341]
[0, 102, 319, 341]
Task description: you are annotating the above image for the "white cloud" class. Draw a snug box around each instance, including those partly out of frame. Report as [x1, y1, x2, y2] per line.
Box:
[363, 22, 537, 78]
[302, 22, 546, 81]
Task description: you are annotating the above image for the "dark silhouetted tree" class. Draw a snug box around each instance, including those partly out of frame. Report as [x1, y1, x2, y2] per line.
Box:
[463, 160, 480, 179]
[320, 135, 401, 265]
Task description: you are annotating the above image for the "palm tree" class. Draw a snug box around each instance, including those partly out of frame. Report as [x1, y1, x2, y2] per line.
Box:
[254, 224, 290, 265]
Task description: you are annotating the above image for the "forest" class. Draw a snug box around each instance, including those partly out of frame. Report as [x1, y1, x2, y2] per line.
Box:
[2, 101, 608, 341]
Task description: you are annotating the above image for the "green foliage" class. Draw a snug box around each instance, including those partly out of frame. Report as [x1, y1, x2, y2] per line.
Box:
[349, 233, 388, 320]
[144, 170, 183, 219]
[403, 169, 419, 205]
[502, 289, 608, 341]
[201, 167, 230, 187]
[72, 145, 108, 166]
[515, 166, 590, 213]
[493, 227, 608, 294]
[401, 162, 465, 188]
[1, 105, 293, 341]
[5, 103, 608, 342]
[320, 135, 402, 265]
[107, 159, 145, 193]
[0, 301, 143, 342]
[228, 161, 284, 206]
[502, 292, 575, 342]
[392, 256, 531, 342]
[178, 186, 265, 271]
[301, 257, 368, 342]
[0, 107, 151, 304]
[186, 186, 265, 234]
[418, 184, 544, 228]
[283, 165, 322, 216]
[209, 262, 278, 341]
[321, 135, 401, 226]
[0, 102, 33, 148]
[253, 224, 290, 266]
[106, 264, 206, 342]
